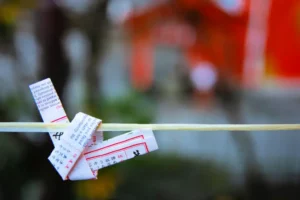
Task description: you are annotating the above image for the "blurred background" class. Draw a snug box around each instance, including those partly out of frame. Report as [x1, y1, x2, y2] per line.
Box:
[1, 0, 300, 199]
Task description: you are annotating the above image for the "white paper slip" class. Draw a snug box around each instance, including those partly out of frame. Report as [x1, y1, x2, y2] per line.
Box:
[29, 78, 70, 145]
[84, 129, 158, 171]
[48, 112, 101, 180]
[85, 129, 154, 155]
[29, 78, 103, 146]
[29, 78, 160, 181]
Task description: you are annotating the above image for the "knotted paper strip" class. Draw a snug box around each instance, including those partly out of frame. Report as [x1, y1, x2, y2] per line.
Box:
[85, 129, 158, 171]
[29, 78, 159, 181]
[29, 78, 103, 147]
[29, 78, 103, 180]
[48, 112, 101, 180]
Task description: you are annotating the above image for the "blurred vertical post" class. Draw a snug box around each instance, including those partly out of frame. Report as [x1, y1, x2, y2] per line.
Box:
[130, 33, 154, 92]
[36, 0, 70, 98]
[35, 0, 73, 199]
[83, 0, 109, 114]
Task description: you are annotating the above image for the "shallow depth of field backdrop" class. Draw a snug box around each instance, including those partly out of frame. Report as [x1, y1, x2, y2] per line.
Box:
[1, 0, 300, 199]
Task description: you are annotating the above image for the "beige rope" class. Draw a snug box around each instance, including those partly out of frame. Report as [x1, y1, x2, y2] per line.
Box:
[0, 122, 300, 132]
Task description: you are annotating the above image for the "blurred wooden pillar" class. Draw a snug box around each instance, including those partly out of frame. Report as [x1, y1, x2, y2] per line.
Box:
[36, 0, 70, 99]
[35, 1, 73, 200]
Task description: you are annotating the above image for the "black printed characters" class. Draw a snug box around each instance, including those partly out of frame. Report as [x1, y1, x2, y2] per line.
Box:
[133, 150, 140, 157]
[53, 132, 63, 140]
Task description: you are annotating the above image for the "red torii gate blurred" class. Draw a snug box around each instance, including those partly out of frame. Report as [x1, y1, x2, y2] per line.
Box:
[264, 0, 300, 87]
[123, 0, 300, 92]
[123, 0, 250, 92]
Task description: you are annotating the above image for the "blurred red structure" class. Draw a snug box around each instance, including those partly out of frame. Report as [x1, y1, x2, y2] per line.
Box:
[123, 0, 250, 92]
[123, 0, 300, 92]
[265, 0, 300, 86]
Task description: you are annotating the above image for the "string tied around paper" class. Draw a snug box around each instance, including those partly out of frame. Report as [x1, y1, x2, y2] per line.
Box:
[28, 78, 159, 181]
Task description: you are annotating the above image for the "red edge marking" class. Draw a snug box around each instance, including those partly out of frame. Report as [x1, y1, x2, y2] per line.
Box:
[86, 142, 149, 160]
[51, 115, 68, 123]
[84, 135, 144, 155]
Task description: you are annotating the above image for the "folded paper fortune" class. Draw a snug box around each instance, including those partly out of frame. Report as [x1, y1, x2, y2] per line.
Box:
[29, 78, 159, 181]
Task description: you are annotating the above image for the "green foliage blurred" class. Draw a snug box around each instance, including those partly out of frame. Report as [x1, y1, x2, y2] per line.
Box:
[84, 90, 155, 124]
[77, 154, 232, 200]
[0, 95, 31, 121]
[111, 155, 231, 200]
[116, 155, 230, 191]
